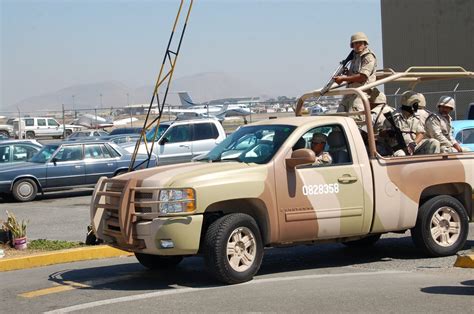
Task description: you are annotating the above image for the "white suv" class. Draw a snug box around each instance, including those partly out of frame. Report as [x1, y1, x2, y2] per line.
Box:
[14, 117, 83, 139]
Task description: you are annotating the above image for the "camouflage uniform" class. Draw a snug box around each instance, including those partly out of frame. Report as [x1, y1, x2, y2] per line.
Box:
[425, 113, 458, 153]
[337, 47, 377, 121]
[383, 109, 440, 156]
[416, 109, 431, 129]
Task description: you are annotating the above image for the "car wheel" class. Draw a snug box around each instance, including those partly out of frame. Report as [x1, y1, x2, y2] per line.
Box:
[12, 178, 38, 202]
[135, 253, 183, 269]
[411, 195, 469, 257]
[204, 213, 264, 284]
[342, 234, 381, 247]
[26, 131, 35, 139]
[114, 169, 128, 177]
[65, 129, 72, 137]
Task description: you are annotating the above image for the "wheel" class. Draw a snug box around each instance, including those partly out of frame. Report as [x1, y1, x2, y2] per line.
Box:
[12, 178, 38, 202]
[135, 253, 183, 270]
[26, 131, 35, 139]
[411, 195, 469, 257]
[65, 129, 72, 137]
[114, 169, 128, 177]
[342, 234, 381, 247]
[204, 213, 264, 284]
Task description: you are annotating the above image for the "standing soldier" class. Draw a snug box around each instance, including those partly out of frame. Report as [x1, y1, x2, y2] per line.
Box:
[384, 94, 440, 156]
[335, 32, 377, 121]
[425, 96, 463, 153]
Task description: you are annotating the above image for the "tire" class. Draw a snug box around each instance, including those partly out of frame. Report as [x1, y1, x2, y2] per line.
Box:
[135, 253, 183, 270]
[343, 234, 381, 247]
[204, 213, 264, 284]
[411, 195, 469, 257]
[12, 178, 38, 202]
[65, 129, 72, 137]
[114, 169, 128, 177]
[26, 131, 35, 139]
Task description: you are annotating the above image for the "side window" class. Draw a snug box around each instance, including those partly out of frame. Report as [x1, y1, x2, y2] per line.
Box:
[84, 145, 104, 159]
[25, 119, 34, 127]
[48, 119, 59, 127]
[93, 131, 101, 136]
[105, 144, 121, 158]
[37, 119, 46, 126]
[12, 145, 37, 161]
[54, 145, 83, 162]
[165, 125, 191, 143]
[100, 144, 112, 158]
[0, 145, 11, 163]
[193, 123, 218, 140]
[300, 125, 352, 166]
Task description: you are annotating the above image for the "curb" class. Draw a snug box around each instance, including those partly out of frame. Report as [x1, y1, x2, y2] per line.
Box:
[0, 246, 133, 272]
[454, 251, 474, 268]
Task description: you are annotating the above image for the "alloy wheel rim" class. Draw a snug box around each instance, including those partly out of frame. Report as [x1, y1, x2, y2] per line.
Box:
[226, 226, 257, 272]
[430, 206, 461, 247]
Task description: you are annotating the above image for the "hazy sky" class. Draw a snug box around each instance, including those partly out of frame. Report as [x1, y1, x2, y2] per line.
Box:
[1, 0, 382, 109]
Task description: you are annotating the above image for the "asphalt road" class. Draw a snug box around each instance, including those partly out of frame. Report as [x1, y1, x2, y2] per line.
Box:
[1, 239, 473, 313]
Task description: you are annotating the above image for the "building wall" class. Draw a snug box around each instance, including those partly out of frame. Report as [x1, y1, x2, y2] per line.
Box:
[381, 0, 474, 118]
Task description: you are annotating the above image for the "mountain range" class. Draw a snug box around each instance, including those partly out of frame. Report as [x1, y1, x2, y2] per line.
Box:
[11, 72, 273, 112]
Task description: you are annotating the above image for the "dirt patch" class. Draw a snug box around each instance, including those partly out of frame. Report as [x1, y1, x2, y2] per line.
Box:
[0, 244, 45, 259]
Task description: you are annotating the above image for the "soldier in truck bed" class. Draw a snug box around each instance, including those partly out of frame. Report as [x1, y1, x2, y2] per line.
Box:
[334, 32, 377, 122]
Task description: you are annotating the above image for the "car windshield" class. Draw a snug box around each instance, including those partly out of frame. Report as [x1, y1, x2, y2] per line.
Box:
[195, 124, 296, 164]
[145, 125, 169, 142]
[29, 144, 59, 163]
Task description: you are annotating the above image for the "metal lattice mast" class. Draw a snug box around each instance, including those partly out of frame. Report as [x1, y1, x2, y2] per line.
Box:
[129, 0, 193, 171]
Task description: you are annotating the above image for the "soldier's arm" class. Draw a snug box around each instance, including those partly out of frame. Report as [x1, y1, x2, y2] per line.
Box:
[426, 118, 452, 147]
[335, 54, 375, 85]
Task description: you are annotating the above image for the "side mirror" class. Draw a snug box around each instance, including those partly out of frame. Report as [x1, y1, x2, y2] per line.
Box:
[52, 157, 58, 166]
[159, 137, 169, 145]
[285, 149, 315, 169]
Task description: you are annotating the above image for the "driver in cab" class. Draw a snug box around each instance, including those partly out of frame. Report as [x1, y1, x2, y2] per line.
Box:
[311, 133, 332, 165]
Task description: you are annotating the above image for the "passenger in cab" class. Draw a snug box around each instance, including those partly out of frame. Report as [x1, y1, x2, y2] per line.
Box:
[335, 32, 377, 122]
[425, 96, 463, 153]
[383, 94, 439, 156]
[310, 133, 332, 165]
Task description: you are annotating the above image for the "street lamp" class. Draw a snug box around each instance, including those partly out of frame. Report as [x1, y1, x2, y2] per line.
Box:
[72, 95, 76, 118]
[100, 93, 103, 110]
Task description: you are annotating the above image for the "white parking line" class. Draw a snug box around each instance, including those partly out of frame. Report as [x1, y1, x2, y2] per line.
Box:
[44, 270, 407, 313]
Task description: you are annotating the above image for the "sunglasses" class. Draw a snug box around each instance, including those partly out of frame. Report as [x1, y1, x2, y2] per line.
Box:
[311, 141, 325, 145]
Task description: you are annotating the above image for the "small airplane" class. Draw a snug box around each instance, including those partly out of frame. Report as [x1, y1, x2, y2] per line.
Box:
[171, 92, 252, 122]
[73, 114, 114, 129]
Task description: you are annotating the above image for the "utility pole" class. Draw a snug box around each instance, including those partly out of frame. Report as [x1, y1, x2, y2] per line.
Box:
[72, 95, 76, 118]
[100, 93, 103, 110]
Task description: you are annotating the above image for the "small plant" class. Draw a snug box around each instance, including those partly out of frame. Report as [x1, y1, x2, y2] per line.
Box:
[3, 211, 27, 239]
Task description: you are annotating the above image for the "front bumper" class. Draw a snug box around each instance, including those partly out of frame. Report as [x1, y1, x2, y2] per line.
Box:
[90, 177, 202, 255]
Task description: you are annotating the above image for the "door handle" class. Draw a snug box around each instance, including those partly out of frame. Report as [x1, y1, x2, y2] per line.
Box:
[75, 165, 82, 169]
[338, 174, 358, 184]
[107, 163, 114, 166]
[179, 145, 190, 149]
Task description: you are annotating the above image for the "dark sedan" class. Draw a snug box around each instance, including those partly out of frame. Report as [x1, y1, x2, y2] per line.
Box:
[0, 141, 157, 202]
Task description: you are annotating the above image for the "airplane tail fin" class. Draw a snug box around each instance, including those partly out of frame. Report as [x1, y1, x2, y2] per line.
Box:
[178, 92, 196, 108]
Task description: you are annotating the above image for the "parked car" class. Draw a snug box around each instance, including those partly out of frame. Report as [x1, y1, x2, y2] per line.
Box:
[122, 118, 226, 165]
[0, 133, 9, 140]
[13, 117, 84, 139]
[0, 123, 14, 138]
[0, 140, 43, 165]
[108, 127, 142, 136]
[0, 141, 157, 202]
[67, 129, 109, 141]
[452, 120, 474, 151]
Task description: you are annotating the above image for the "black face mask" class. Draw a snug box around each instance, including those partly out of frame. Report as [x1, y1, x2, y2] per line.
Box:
[401, 105, 414, 114]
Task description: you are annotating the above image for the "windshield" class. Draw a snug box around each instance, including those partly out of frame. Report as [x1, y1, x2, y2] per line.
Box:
[29, 144, 59, 163]
[196, 124, 296, 164]
[145, 125, 169, 142]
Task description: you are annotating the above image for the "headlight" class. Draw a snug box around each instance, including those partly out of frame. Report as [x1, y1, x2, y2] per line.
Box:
[158, 188, 195, 214]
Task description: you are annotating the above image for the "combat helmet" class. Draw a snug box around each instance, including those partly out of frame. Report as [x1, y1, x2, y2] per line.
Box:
[350, 32, 369, 47]
[437, 96, 455, 110]
[369, 88, 386, 104]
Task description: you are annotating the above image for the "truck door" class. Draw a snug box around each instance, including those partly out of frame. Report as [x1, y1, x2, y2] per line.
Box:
[275, 124, 366, 243]
[155, 124, 192, 165]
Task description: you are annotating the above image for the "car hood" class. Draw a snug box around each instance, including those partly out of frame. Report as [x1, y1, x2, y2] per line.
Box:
[116, 161, 264, 188]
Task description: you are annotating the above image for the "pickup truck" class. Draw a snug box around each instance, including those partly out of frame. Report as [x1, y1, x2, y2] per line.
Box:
[90, 67, 473, 284]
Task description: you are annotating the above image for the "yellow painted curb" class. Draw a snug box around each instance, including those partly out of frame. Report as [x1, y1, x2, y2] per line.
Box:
[454, 252, 474, 268]
[0, 246, 133, 272]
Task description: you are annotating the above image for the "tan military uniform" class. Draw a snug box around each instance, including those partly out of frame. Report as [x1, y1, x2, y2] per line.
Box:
[313, 152, 332, 165]
[337, 47, 377, 121]
[371, 103, 394, 134]
[416, 109, 431, 129]
[425, 113, 458, 153]
[384, 109, 440, 156]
